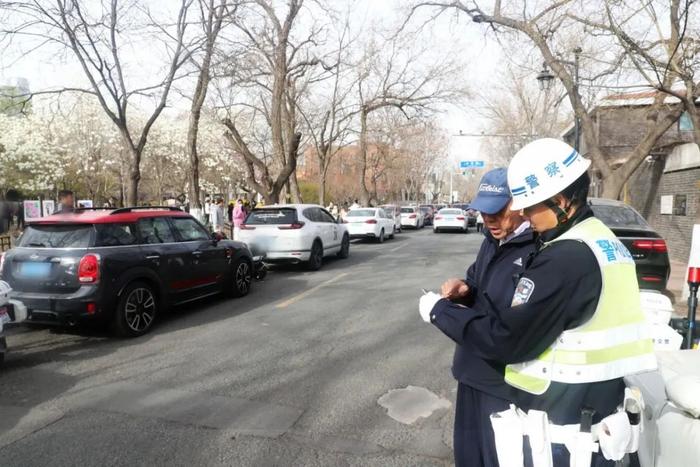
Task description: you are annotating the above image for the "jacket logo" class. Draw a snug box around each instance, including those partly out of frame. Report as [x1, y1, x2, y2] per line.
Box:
[513, 257, 523, 266]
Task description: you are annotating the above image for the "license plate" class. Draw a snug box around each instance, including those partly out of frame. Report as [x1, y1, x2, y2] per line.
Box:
[19, 262, 51, 278]
[445, 217, 454, 220]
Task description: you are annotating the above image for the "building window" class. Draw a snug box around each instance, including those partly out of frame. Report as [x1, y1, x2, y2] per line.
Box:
[673, 194, 687, 216]
[679, 111, 694, 132]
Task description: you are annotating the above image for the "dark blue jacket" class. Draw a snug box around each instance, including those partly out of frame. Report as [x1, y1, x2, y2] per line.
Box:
[442, 226, 537, 400]
[431, 207, 623, 426]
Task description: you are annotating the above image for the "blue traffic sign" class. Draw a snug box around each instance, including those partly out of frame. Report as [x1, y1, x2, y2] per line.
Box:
[460, 160, 485, 168]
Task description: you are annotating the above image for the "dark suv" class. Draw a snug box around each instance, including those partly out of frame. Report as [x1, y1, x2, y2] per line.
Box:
[0, 207, 254, 337]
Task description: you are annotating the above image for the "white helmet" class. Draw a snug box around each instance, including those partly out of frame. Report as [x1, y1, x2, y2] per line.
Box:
[508, 138, 591, 211]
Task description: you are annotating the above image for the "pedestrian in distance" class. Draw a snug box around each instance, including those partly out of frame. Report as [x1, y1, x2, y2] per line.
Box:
[54, 190, 75, 214]
[420, 168, 537, 467]
[420, 139, 655, 466]
[227, 201, 234, 223]
[476, 211, 484, 233]
[210, 198, 225, 234]
[232, 199, 246, 241]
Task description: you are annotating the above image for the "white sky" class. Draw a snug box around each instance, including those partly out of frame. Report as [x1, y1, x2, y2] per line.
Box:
[0, 0, 508, 169]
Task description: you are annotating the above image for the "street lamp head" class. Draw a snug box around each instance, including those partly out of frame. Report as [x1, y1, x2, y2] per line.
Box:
[536, 62, 555, 91]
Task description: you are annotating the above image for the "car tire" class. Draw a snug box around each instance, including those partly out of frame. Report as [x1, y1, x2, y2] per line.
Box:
[307, 240, 323, 271]
[113, 281, 158, 338]
[378, 229, 385, 243]
[434, 228, 439, 233]
[227, 257, 252, 297]
[390, 226, 396, 239]
[337, 234, 350, 259]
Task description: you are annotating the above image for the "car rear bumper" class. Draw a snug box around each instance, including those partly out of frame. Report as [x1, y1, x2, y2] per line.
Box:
[434, 222, 466, 230]
[400, 219, 419, 227]
[10, 285, 105, 325]
[263, 250, 312, 264]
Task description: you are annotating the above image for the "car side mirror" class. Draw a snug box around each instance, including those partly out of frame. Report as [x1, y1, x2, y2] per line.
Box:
[212, 232, 224, 243]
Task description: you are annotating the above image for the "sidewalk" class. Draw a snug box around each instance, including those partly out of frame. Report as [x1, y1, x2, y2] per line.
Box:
[668, 259, 688, 317]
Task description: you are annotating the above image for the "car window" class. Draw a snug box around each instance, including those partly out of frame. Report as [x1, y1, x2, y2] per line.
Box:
[347, 209, 376, 217]
[591, 205, 649, 229]
[317, 209, 337, 223]
[400, 207, 415, 213]
[171, 217, 211, 242]
[440, 209, 462, 215]
[246, 208, 298, 225]
[95, 223, 137, 247]
[18, 224, 93, 248]
[302, 208, 319, 222]
[137, 217, 176, 244]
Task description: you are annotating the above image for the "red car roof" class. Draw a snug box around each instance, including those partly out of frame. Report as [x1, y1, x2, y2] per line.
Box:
[28, 209, 192, 225]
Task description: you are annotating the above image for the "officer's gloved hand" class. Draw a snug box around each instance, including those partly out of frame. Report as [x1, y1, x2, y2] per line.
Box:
[419, 292, 442, 322]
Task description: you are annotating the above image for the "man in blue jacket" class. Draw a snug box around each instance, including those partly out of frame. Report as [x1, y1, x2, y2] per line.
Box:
[426, 168, 537, 467]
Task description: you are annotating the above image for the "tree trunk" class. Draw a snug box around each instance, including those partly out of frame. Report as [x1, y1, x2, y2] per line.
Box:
[358, 109, 370, 206]
[599, 171, 626, 200]
[289, 171, 302, 203]
[318, 167, 327, 206]
[127, 154, 140, 206]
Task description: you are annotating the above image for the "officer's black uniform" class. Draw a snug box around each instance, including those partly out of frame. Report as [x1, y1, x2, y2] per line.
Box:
[439, 225, 536, 467]
[432, 206, 620, 467]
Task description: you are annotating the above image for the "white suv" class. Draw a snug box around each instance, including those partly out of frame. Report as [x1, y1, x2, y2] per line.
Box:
[238, 204, 349, 270]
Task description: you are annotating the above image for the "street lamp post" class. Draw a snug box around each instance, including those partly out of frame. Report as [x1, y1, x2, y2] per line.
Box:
[535, 47, 582, 152]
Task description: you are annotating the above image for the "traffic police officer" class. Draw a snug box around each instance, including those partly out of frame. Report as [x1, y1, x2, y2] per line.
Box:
[420, 139, 656, 466]
[424, 168, 537, 466]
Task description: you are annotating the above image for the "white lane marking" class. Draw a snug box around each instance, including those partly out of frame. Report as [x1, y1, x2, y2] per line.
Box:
[389, 243, 406, 253]
[275, 272, 349, 309]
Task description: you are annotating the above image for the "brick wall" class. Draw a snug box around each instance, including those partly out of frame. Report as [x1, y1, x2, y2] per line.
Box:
[646, 167, 700, 262]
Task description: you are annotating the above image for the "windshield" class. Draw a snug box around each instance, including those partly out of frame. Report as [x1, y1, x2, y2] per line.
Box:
[347, 209, 375, 217]
[591, 205, 649, 229]
[245, 208, 298, 225]
[439, 209, 462, 215]
[19, 224, 93, 248]
[400, 207, 415, 213]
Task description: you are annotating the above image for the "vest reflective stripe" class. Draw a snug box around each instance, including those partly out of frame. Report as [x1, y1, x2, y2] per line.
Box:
[505, 217, 657, 395]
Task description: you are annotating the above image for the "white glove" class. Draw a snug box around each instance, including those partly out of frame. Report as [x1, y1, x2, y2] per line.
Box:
[419, 292, 442, 323]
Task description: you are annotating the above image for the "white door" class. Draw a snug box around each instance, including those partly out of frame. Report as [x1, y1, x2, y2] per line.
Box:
[316, 208, 341, 251]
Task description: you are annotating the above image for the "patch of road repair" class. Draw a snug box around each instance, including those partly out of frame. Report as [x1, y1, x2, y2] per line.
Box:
[377, 386, 451, 425]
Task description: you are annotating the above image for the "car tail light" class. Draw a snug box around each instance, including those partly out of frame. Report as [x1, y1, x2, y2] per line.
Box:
[365, 219, 377, 224]
[278, 222, 305, 230]
[409, 214, 417, 219]
[632, 239, 667, 253]
[641, 276, 662, 282]
[86, 302, 97, 314]
[78, 254, 100, 284]
[240, 224, 256, 230]
[434, 216, 443, 220]
[456, 216, 465, 220]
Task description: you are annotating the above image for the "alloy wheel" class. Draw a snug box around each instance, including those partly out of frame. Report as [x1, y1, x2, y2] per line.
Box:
[124, 287, 156, 333]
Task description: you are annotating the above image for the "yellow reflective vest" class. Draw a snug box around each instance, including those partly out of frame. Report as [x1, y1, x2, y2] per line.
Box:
[504, 217, 657, 395]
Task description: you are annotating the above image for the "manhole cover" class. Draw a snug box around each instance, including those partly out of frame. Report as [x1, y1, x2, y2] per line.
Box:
[377, 386, 451, 425]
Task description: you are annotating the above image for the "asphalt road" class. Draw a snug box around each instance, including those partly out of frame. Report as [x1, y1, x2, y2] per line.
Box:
[0, 226, 483, 467]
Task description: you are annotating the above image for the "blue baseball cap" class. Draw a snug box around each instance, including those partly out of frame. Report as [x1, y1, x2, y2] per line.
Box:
[469, 168, 511, 215]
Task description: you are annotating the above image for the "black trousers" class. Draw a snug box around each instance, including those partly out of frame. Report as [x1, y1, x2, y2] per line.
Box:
[453, 382, 618, 467]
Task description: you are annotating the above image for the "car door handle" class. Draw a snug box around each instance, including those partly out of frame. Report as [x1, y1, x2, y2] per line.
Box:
[146, 255, 160, 260]
[192, 251, 202, 256]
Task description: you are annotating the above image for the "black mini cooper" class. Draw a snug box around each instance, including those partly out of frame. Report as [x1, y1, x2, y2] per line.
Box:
[0, 207, 254, 337]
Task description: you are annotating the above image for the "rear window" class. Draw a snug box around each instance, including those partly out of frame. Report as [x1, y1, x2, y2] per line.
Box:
[440, 209, 462, 215]
[591, 205, 649, 229]
[347, 209, 376, 217]
[400, 207, 415, 213]
[246, 208, 297, 225]
[19, 224, 93, 248]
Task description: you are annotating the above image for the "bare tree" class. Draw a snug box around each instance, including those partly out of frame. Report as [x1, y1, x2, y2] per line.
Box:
[355, 31, 465, 205]
[297, 17, 356, 206]
[219, 0, 321, 204]
[1, 0, 196, 205]
[409, 1, 684, 199]
[186, 0, 237, 218]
